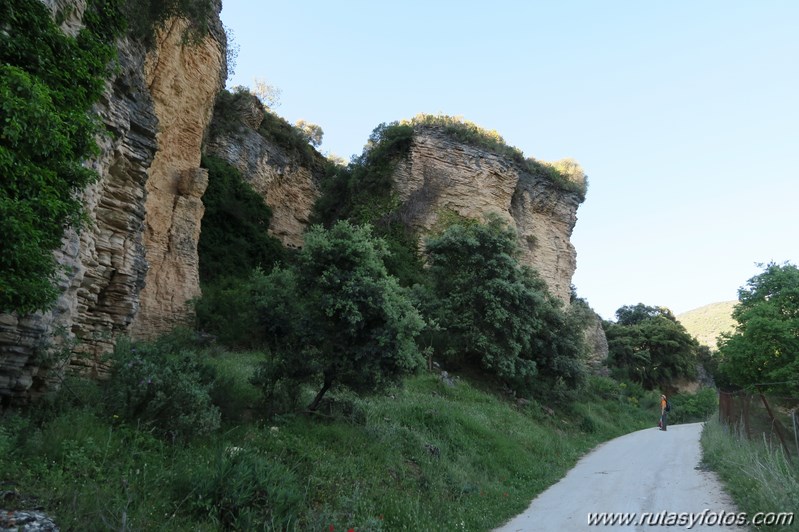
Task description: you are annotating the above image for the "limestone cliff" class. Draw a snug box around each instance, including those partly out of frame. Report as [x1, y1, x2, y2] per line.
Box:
[0, 4, 226, 404]
[392, 127, 582, 304]
[130, 16, 226, 338]
[205, 92, 325, 248]
[391, 125, 608, 369]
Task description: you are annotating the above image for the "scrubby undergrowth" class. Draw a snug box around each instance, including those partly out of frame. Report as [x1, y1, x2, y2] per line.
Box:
[1, 343, 662, 531]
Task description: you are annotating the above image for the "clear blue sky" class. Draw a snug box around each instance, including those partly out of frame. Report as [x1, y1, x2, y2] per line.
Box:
[221, 1, 798, 320]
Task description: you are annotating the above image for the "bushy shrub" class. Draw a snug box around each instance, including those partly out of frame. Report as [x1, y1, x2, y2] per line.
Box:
[198, 155, 285, 284]
[586, 375, 622, 401]
[423, 216, 586, 395]
[250, 356, 306, 419]
[246, 222, 424, 413]
[195, 266, 301, 349]
[105, 337, 220, 442]
[669, 388, 718, 424]
[175, 447, 304, 529]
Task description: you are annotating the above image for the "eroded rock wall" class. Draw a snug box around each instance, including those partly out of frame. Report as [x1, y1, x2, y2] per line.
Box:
[392, 128, 581, 304]
[0, 35, 156, 404]
[205, 93, 324, 249]
[129, 16, 225, 338]
[0, 4, 226, 404]
[391, 127, 608, 368]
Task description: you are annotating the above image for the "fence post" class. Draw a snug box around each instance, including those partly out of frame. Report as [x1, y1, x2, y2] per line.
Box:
[742, 393, 751, 439]
[793, 409, 799, 459]
[758, 393, 793, 464]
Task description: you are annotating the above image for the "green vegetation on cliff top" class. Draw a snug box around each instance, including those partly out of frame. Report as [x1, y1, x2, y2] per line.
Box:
[407, 114, 588, 200]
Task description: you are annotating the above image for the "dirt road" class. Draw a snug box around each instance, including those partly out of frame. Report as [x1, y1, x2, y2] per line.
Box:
[495, 422, 743, 531]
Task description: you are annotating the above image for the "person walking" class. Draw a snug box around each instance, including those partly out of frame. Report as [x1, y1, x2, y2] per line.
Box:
[660, 394, 668, 431]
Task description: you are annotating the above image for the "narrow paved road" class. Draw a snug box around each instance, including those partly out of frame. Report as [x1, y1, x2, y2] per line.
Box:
[495, 422, 743, 531]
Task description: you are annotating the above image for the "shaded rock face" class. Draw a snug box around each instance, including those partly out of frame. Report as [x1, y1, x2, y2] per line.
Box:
[205, 94, 324, 248]
[584, 312, 610, 374]
[392, 128, 582, 304]
[0, 5, 225, 404]
[41, 0, 87, 36]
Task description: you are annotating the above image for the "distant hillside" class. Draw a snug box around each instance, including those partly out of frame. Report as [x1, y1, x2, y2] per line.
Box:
[677, 301, 737, 350]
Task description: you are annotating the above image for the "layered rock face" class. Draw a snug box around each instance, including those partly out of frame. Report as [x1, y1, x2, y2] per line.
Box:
[130, 16, 226, 338]
[205, 94, 324, 248]
[0, 5, 226, 404]
[392, 127, 608, 368]
[392, 127, 582, 304]
[0, 36, 156, 404]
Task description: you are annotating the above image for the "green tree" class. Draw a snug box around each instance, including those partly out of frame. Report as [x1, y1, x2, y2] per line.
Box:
[198, 155, 284, 284]
[716, 262, 799, 395]
[294, 119, 323, 148]
[250, 77, 281, 110]
[605, 304, 699, 389]
[423, 216, 586, 394]
[0, 0, 122, 314]
[253, 221, 424, 412]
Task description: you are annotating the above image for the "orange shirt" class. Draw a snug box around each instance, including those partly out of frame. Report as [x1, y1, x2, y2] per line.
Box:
[661, 397, 667, 413]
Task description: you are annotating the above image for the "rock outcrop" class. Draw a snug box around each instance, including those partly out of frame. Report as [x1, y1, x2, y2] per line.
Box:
[392, 127, 582, 304]
[205, 93, 325, 248]
[0, 34, 156, 404]
[130, 16, 226, 339]
[391, 126, 608, 367]
[583, 312, 610, 374]
[0, 3, 225, 404]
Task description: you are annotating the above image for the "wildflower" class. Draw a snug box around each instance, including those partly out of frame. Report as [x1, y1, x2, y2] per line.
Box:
[225, 446, 244, 457]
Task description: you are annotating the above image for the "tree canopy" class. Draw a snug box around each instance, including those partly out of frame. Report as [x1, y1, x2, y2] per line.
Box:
[605, 304, 699, 389]
[716, 262, 799, 395]
[422, 215, 587, 395]
[252, 221, 425, 412]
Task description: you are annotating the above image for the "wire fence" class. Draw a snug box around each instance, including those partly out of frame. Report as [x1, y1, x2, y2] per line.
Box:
[718, 389, 799, 462]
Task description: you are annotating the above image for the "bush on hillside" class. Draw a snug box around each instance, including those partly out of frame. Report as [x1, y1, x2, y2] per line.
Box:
[422, 215, 587, 396]
[668, 388, 717, 424]
[250, 221, 425, 413]
[105, 337, 220, 442]
[174, 447, 304, 529]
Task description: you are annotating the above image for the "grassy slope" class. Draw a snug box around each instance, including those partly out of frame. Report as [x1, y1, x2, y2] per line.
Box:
[677, 301, 737, 350]
[0, 355, 659, 531]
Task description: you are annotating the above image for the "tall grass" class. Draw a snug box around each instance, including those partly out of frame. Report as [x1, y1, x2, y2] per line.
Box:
[701, 416, 799, 530]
